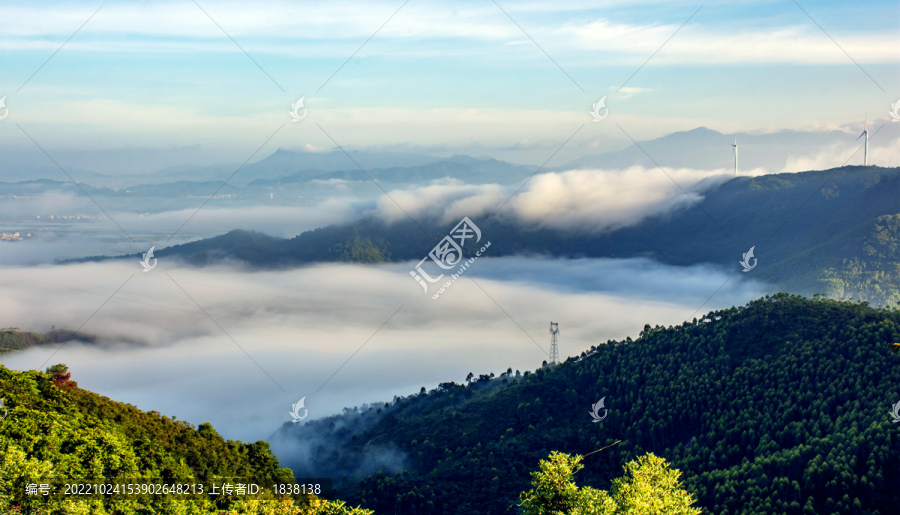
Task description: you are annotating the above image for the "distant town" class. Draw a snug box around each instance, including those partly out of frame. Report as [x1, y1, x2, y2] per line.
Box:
[0, 232, 32, 241]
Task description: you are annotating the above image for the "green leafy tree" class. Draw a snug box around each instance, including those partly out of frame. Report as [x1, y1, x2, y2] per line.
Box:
[608, 454, 701, 515]
[519, 451, 613, 515]
[519, 452, 700, 515]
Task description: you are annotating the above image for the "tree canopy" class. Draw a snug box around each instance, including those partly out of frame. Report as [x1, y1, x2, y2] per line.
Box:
[519, 451, 700, 515]
[0, 364, 370, 514]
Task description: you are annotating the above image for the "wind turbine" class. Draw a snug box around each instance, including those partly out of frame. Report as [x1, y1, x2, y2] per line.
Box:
[856, 114, 868, 166]
[732, 136, 738, 175]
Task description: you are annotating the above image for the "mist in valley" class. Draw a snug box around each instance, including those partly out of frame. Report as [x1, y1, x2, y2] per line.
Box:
[0, 255, 771, 448]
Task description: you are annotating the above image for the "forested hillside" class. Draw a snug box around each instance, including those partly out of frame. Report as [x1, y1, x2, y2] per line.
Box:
[0, 328, 98, 355]
[0, 364, 370, 514]
[82, 166, 900, 307]
[277, 295, 900, 515]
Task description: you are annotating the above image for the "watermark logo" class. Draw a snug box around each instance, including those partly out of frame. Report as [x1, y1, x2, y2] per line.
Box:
[589, 397, 608, 423]
[139, 246, 157, 272]
[890, 401, 900, 424]
[410, 217, 491, 299]
[0, 96, 7, 121]
[289, 397, 308, 423]
[590, 96, 608, 122]
[289, 96, 307, 122]
[889, 100, 900, 122]
[740, 246, 757, 272]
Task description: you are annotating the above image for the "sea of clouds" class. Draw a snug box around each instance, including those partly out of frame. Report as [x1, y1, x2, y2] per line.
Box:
[0, 256, 772, 444]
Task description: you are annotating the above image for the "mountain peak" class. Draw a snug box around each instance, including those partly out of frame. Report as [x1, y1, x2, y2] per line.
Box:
[661, 127, 726, 141]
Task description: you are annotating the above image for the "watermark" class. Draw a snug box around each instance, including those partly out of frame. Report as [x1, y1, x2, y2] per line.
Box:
[740, 246, 757, 272]
[590, 96, 608, 121]
[289, 397, 308, 423]
[589, 397, 608, 423]
[890, 99, 900, 122]
[890, 401, 900, 424]
[0, 96, 7, 121]
[409, 217, 491, 299]
[428, 243, 491, 300]
[25, 478, 332, 500]
[289, 97, 307, 121]
[0, 397, 7, 420]
[140, 246, 157, 272]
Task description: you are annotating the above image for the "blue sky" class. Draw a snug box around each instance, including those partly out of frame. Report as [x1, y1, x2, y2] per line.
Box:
[1, 0, 898, 167]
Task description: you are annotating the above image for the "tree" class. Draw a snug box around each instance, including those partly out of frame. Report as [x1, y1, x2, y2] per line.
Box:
[519, 452, 700, 515]
[45, 363, 77, 390]
[0, 364, 365, 515]
[609, 453, 701, 515]
[519, 451, 613, 515]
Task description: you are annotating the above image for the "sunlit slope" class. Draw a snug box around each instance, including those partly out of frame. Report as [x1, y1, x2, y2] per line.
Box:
[0, 365, 370, 514]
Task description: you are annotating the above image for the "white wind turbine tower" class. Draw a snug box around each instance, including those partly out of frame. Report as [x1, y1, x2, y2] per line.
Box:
[732, 136, 738, 175]
[856, 114, 869, 166]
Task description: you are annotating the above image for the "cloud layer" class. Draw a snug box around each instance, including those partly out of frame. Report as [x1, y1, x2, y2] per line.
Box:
[378, 166, 732, 231]
[0, 257, 772, 443]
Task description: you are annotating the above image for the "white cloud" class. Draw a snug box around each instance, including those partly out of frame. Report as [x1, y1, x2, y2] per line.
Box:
[0, 256, 771, 442]
[375, 166, 732, 231]
[1, 1, 897, 64]
[614, 86, 653, 99]
[568, 21, 899, 64]
[781, 134, 900, 173]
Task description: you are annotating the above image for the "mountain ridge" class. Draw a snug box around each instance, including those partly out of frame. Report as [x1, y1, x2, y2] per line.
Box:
[5, 124, 894, 189]
[72, 166, 900, 307]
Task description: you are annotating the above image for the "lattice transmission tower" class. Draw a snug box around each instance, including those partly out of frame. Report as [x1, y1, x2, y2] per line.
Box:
[549, 322, 559, 365]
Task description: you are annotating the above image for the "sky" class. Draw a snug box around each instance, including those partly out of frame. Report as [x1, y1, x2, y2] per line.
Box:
[1, 0, 898, 167]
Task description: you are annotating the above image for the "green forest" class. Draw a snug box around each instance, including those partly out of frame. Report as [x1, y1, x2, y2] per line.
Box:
[278, 294, 900, 514]
[0, 363, 373, 514]
[1, 329, 97, 356]
[0, 365, 702, 515]
[3, 294, 899, 514]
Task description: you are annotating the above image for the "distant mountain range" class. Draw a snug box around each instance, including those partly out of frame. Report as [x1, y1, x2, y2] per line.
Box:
[0, 153, 535, 200]
[555, 126, 859, 172]
[250, 154, 535, 185]
[77, 166, 900, 307]
[4, 125, 896, 195]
